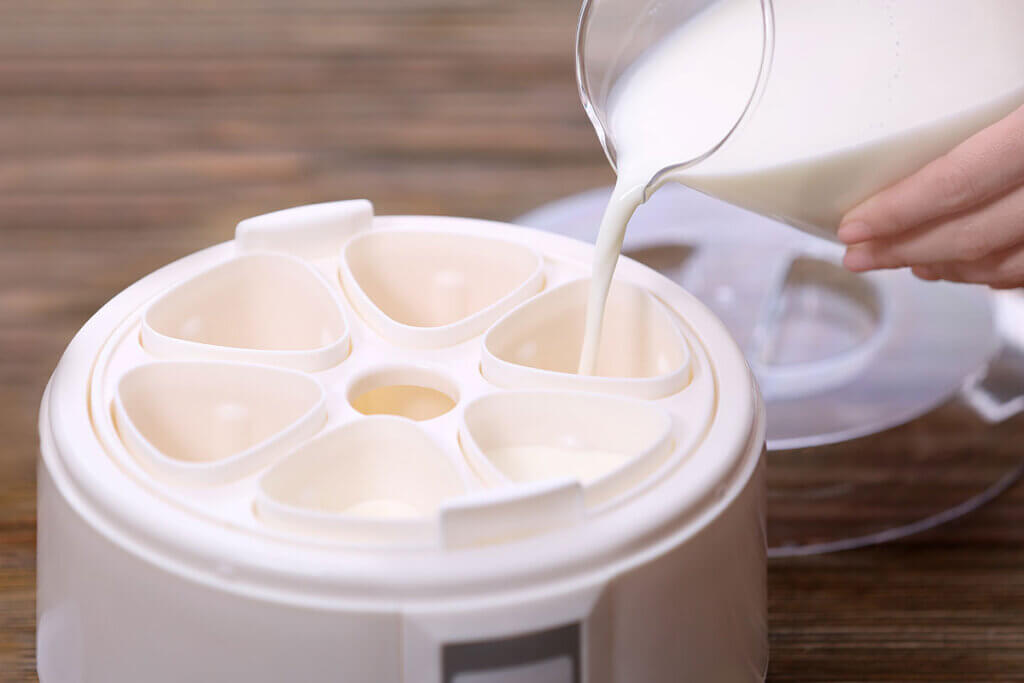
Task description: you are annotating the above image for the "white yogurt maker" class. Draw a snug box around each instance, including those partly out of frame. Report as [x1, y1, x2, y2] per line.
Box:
[37, 200, 767, 682]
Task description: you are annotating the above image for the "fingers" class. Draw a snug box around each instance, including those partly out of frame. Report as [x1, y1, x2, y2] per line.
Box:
[842, 182, 1024, 272]
[911, 245, 1024, 289]
[838, 103, 1024, 245]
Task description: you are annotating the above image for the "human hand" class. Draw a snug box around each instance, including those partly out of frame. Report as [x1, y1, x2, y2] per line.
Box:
[839, 104, 1024, 288]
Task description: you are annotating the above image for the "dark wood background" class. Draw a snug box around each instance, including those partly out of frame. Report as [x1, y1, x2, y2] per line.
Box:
[3, 1, 1023, 680]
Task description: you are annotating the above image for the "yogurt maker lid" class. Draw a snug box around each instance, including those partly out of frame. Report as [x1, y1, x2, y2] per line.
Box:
[41, 199, 763, 607]
[517, 185, 1002, 450]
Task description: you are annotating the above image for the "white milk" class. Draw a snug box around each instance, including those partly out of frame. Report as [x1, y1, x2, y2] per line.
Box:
[486, 445, 629, 484]
[579, 0, 1024, 374]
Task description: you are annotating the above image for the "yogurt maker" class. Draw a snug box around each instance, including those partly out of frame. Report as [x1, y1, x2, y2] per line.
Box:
[37, 200, 767, 682]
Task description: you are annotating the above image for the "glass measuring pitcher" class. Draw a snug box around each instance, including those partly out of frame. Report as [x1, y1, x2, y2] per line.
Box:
[577, 0, 1024, 239]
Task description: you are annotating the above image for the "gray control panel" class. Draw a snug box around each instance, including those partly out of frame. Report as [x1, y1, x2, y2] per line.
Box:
[442, 623, 581, 683]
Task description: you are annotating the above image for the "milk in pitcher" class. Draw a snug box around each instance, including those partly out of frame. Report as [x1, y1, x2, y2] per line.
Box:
[579, 0, 1024, 374]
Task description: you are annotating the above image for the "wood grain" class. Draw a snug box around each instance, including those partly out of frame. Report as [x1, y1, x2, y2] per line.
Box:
[3, 1, 1024, 680]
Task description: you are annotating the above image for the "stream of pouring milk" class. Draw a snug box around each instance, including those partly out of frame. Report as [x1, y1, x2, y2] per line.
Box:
[578, 0, 1024, 375]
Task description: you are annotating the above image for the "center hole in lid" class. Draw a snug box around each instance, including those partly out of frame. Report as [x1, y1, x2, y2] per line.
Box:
[348, 366, 458, 421]
[758, 258, 883, 366]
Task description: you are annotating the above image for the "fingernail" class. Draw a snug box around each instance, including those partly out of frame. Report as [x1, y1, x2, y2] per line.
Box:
[913, 265, 937, 280]
[843, 246, 874, 272]
[837, 221, 871, 244]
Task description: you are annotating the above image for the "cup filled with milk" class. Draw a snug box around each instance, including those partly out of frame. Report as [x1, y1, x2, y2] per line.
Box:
[575, 0, 1024, 374]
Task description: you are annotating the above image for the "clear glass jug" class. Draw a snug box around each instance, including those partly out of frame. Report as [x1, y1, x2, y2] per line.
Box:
[577, 0, 1024, 239]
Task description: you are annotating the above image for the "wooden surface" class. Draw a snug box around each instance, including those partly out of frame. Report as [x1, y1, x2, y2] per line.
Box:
[3, 1, 1024, 680]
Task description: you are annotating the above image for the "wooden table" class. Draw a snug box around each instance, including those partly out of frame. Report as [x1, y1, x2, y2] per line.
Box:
[3, 1, 1023, 680]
